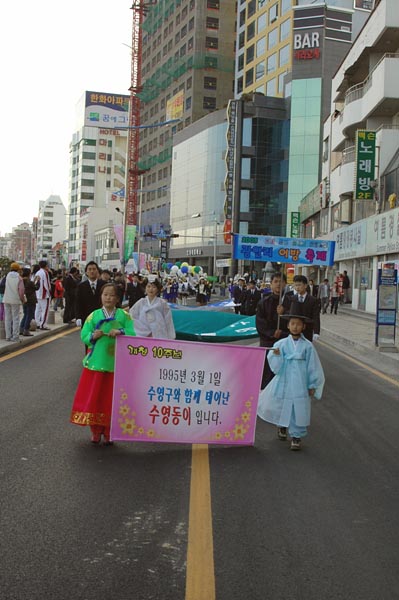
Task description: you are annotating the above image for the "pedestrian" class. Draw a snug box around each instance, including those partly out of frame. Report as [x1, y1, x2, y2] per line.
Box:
[289, 275, 320, 342]
[242, 280, 262, 316]
[330, 282, 340, 314]
[317, 279, 330, 314]
[342, 270, 351, 303]
[256, 273, 290, 389]
[232, 277, 246, 314]
[195, 277, 211, 306]
[126, 273, 145, 308]
[3, 262, 25, 342]
[63, 267, 80, 324]
[0, 272, 6, 322]
[20, 268, 37, 337]
[75, 261, 105, 327]
[70, 283, 135, 445]
[337, 273, 344, 303]
[53, 273, 65, 311]
[178, 278, 190, 306]
[308, 279, 319, 298]
[130, 277, 175, 339]
[257, 303, 325, 451]
[34, 260, 52, 330]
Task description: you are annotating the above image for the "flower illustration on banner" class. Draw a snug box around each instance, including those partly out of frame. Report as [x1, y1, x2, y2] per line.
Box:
[120, 418, 137, 435]
[146, 429, 155, 438]
[241, 411, 250, 423]
[232, 423, 247, 440]
[119, 404, 130, 417]
[121, 392, 128, 401]
[138, 427, 145, 435]
[213, 398, 253, 442]
[245, 400, 252, 408]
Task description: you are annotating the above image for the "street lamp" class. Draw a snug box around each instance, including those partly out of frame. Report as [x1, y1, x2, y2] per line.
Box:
[191, 212, 219, 276]
[115, 207, 125, 273]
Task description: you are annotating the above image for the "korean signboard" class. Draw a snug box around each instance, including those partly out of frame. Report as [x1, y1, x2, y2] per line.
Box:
[224, 100, 237, 243]
[84, 91, 129, 128]
[354, 130, 376, 200]
[166, 90, 184, 121]
[291, 212, 300, 238]
[375, 262, 398, 348]
[111, 337, 265, 445]
[233, 234, 335, 266]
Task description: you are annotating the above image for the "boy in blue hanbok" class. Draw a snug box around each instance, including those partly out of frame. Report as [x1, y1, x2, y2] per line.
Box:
[257, 305, 325, 451]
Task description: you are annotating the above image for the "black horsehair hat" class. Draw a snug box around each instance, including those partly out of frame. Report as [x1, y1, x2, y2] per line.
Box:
[280, 300, 313, 324]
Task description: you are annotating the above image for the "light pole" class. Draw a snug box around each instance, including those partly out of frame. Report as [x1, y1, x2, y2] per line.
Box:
[115, 207, 125, 273]
[191, 212, 219, 276]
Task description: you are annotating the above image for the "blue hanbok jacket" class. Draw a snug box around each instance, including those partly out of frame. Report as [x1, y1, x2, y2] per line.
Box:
[257, 334, 325, 427]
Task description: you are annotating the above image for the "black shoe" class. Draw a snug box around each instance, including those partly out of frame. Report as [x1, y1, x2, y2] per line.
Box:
[23, 331, 34, 337]
[290, 437, 301, 451]
[277, 427, 287, 441]
[39, 326, 50, 330]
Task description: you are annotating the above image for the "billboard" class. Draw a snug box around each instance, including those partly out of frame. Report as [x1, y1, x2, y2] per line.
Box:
[354, 130, 376, 200]
[84, 91, 129, 128]
[233, 234, 335, 266]
[166, 90, 184, 121]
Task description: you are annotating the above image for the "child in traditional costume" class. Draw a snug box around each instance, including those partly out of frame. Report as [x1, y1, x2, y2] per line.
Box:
[70, 283, 135, 445]
[130, 277, 175, 339]
[257, 304, 325, 451]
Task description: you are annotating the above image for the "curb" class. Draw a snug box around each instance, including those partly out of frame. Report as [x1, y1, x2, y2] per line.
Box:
[0, 324, 74, 358]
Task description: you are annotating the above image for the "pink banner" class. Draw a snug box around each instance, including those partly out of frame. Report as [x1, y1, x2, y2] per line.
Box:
[111, 337, 265, 445]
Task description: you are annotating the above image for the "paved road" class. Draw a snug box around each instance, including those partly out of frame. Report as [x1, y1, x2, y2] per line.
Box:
[1, 330, 398, 600]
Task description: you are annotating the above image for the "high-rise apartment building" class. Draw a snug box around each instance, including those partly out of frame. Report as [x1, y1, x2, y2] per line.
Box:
[36, 195, 66, 261]
[68, 91, 129, 264]
[235, 0, 374, 100]
[137, 0, 236, 243]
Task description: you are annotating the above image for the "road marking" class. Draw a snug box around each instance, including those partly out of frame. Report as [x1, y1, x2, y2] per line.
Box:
[318, 340, 399, 388]
[0, 328, 77, 362]
[185, 444, 215, 600]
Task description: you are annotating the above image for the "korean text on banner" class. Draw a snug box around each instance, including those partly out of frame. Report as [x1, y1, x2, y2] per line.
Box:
[111, 337, 266, 445]
[233, 234, 335, 266]
[355, 130, 376, 200]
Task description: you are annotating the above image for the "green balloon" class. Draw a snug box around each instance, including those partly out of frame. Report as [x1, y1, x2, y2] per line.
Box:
[193, 266, 201, 273]
[175, 261, 182, 268]
[162, 263, 168, 270]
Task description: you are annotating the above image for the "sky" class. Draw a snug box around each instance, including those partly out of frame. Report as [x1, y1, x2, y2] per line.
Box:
[0, 0, 133, 235]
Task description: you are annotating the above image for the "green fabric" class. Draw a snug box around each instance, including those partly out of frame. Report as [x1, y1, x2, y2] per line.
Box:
[172, 310, 258, 343]
[81, 308, 135, 372]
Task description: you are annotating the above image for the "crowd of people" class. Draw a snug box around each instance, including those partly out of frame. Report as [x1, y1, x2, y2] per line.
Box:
[0, 259, 350, 451]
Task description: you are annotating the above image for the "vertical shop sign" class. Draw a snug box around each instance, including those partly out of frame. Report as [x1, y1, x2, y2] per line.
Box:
[354, 130, 376, 200]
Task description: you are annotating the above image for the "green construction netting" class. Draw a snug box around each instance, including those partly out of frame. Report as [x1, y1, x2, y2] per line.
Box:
[171, 310, 258, 343]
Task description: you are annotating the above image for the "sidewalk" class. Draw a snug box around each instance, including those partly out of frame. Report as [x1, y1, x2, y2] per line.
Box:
[0, 310, 72, 357]
[319, 304, 399, 378]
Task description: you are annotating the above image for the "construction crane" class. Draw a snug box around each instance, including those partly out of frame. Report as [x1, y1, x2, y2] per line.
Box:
[125, 1, 148, 227]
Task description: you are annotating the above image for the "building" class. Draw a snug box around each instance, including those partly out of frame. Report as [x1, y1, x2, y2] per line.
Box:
[67, 91, 129, 265]
[36, 195, 67, 263]
[10, 223, 32, 264]
[235, 0, 374, 100]
[302, 0, 399, 312]
[137, 0, 236, 248]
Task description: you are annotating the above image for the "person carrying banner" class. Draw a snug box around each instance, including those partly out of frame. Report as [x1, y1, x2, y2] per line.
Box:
[257, 302, 325, 451]
[130, 277, 175, 339]
[70, 283, 135, 445]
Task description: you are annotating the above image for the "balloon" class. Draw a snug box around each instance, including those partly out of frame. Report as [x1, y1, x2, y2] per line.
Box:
[181, 262, 189, 268]
[170, 265, 179, 272]
[162, 263, 167, 270]
[189, 266, 195, 274]
[193, 266, 201, 273]
[181, 265, 188, 274]
[175, 261, 182, 268]
[167, 262, 173, 269]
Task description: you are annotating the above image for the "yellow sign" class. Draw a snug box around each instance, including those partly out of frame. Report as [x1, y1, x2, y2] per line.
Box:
[166, 91, 184, 121]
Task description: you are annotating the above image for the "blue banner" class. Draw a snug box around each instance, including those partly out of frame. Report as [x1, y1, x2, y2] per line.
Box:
[233, 234, 335, 266]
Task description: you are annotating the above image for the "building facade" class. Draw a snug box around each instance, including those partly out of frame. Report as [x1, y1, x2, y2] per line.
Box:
[36, 195, 66, 262]
[67, 91, 129, 265]
[137, 0, 236, 248]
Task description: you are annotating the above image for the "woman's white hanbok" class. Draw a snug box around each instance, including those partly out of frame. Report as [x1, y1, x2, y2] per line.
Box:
[130, 296, 176, 339]
[257, 334, 325, 427]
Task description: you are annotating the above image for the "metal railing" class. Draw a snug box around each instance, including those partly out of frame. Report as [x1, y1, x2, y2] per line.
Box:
[345, 53, 399, 106]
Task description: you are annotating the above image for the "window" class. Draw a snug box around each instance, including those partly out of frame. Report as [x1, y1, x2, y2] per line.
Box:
[266, 78, 276, 96]
[186, 76, 192, 89]
[256, 37, 266, 57]
[206, 16, 219, 29]
[207, 0, 219, 8]
[82, 165, 95, 173]
[203, 97, 216, 109]
[239, 31, 245, 49]
[204, 76, 217, 90]
[180, 44, 186, 57]
[267, 53, 276, 73]
[84, 139, 96, 146]
[186, 96, 192, 110]
[205, 36, 218, 50]
[280, 19, 290, 41]
[255, 61, 265, 80]
[247, 21, 255, 41]
[269, 3, 278, 22]
[238, 53, 244, 71]
[247, 0, 256, 18]
[246, 44, 254, 64]
[239, 10, 246, 27]
[282, 0, 292, 15]
[205, 56, 218, 68]
[245, 68, 254, 87]
[278, 71, 287, 95]
[82, 152, 96, 160]
[188, 36, 194, 50]
[181, 24, 187, 37]
[279, 44, 289, 67]
[258, 0, 267, 6]
[258, 12, 267, 33]
[237, 76, 243, 94]
[189, 17, 194, 30]
[81, 179, 95, 187]
[268, 27, 278, 49]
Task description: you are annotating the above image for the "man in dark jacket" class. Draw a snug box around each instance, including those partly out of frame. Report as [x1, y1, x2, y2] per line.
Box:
[75, 261, 105, 326]
[242, 280, 261, 316]
[256, 273, 290, 389]
[63, 267, 80, 324]
[126, 274, 145, 308]
[232, 278, 246, 314]
[289, 275, 320, 342]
